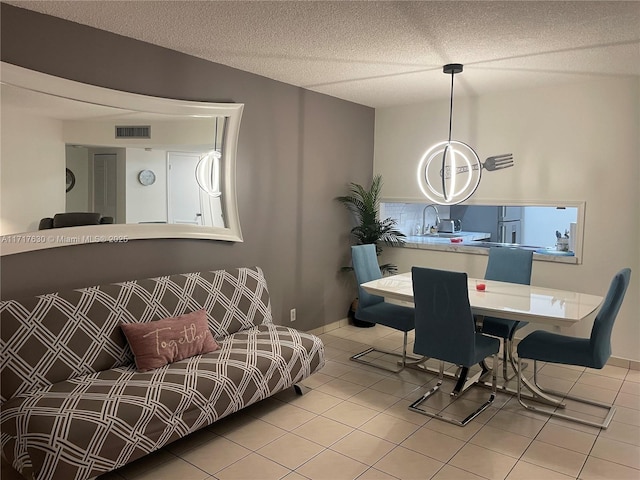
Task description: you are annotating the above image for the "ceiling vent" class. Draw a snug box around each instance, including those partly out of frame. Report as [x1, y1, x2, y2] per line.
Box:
[115, 125, 151, 139]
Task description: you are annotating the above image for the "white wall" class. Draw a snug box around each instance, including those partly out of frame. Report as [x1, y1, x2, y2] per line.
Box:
[65, 146, 90, 212]
[522, 207, 577, 249]
[63, 118, 216, 150]
[125, 148, 168, 223]
[375, 77, 640, 362]
[1, 107, 65, 234]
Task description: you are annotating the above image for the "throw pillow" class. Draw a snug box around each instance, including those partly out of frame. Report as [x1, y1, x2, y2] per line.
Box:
[121, 309, 219, 372]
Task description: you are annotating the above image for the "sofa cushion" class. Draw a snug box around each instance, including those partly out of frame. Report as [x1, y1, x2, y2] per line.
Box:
[121, 309, 220, 372]
[1, 267, 272, 403]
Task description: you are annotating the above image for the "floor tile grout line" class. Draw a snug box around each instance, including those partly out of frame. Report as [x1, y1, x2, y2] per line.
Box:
[523, 410, 589, 480]
[582, 435, 640, 471]
[5, 323, 632, 480]
[358, 441, 442, 480]
[205, 424, 316, 478]
[154, 330, 636, 475]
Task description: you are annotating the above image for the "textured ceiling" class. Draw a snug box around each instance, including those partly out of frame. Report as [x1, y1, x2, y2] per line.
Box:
[5, 1, 640, 107]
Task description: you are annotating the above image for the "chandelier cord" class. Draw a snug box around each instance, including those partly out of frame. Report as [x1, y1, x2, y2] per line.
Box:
[419, 63, 491, 206]
[441, 70, 456, 201]
[447, 70, 455, 143]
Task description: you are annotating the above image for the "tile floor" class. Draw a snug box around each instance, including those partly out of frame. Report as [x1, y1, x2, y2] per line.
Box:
[2, 323, 639, 480]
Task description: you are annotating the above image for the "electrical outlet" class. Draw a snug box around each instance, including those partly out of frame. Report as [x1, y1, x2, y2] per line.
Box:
[290, 308, 296, 322]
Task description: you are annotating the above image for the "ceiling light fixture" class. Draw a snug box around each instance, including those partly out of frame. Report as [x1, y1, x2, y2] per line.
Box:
[417, 64, 514, 205]
[196, 117, 222, 197]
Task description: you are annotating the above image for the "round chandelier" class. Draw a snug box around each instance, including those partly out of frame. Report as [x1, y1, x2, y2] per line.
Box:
[195, 117, 222, 197]
[417, 64, 513, 205]
[195, 149, 222, 197]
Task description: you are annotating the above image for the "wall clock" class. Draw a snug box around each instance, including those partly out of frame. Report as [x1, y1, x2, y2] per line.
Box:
[138, 169, 156, 186]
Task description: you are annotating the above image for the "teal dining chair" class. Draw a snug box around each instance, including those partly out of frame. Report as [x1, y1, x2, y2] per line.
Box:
[409, 267, 499, 426]
[350, 244, 415, 373]
[516, 268, 631, 429]
[481, 247, 533, 380]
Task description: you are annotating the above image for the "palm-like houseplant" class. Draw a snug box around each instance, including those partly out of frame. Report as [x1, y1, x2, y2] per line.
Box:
[337, 175, 405, 327]
[337, 174, 405, 275]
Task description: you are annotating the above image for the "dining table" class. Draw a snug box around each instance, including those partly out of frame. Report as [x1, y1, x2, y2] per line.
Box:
[360, 271, 604, 405]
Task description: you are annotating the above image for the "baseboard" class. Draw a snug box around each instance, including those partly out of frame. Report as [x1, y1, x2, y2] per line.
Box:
[307, 322, 640, 371]
[306, 317, 349, 336]
[607, 357, 640, 371]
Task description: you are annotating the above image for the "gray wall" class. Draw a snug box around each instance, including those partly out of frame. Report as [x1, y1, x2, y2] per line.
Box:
[0, 4, 374, 331]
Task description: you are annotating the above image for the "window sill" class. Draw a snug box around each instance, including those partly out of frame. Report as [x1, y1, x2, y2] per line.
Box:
[397, 237, 580, 264]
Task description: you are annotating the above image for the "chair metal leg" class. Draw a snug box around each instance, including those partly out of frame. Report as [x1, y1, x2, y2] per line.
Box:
[516, 358, 616, 429]
[351, 331, 418, 373]
[404, 354, 553, 408]
[501, 344, 509, 380]
[405, 358, 490, 397]
[404, 355, 430, 367]
[506, 339, 528, 379]
[452, 364, 490, 397]
[514, 359, 567, 407]
[409, 355, 497, 427]
[499, 338, 528, 382]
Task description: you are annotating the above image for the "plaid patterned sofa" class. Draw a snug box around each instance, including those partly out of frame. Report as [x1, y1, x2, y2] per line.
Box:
[1, 267, 325, 480]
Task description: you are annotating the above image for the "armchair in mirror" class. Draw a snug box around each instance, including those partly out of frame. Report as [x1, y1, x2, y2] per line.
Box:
[0, 62, 244, 256]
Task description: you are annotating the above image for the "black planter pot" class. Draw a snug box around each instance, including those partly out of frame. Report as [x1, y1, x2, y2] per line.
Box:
[353, 318, 375, 328]
[348, 299, 375, 328]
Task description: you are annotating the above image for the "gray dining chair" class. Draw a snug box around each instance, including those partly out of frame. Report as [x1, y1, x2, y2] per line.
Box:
[409, 267, 499, 426]
[516, 268, 631, 429]
[349, 244, 415, 373]
[480, 247, 533, 380]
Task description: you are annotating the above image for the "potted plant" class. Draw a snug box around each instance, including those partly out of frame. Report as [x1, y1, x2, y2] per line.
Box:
[337, 175, 405, 326]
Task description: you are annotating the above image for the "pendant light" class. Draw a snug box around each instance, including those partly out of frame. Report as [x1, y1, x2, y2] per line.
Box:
[417, 64, 514, 206]
[196, 117, 222, 197]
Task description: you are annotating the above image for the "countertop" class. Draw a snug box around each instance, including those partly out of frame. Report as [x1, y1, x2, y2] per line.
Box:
[405, 231, 491, 245]
[400, 232, 578, 264]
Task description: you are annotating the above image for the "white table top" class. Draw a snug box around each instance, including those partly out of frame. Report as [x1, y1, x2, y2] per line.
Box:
[361, 272, 604, 328]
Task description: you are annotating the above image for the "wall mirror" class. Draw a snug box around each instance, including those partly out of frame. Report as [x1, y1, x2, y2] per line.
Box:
[1, 62, 244, 255]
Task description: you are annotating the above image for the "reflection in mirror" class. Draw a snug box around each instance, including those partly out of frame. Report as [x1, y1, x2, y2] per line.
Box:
[61, 115, 226, 228]
[0, 62, 243, 255]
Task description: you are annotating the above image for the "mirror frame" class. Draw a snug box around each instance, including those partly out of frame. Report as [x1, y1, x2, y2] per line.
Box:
[0, 62, 244, 255]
